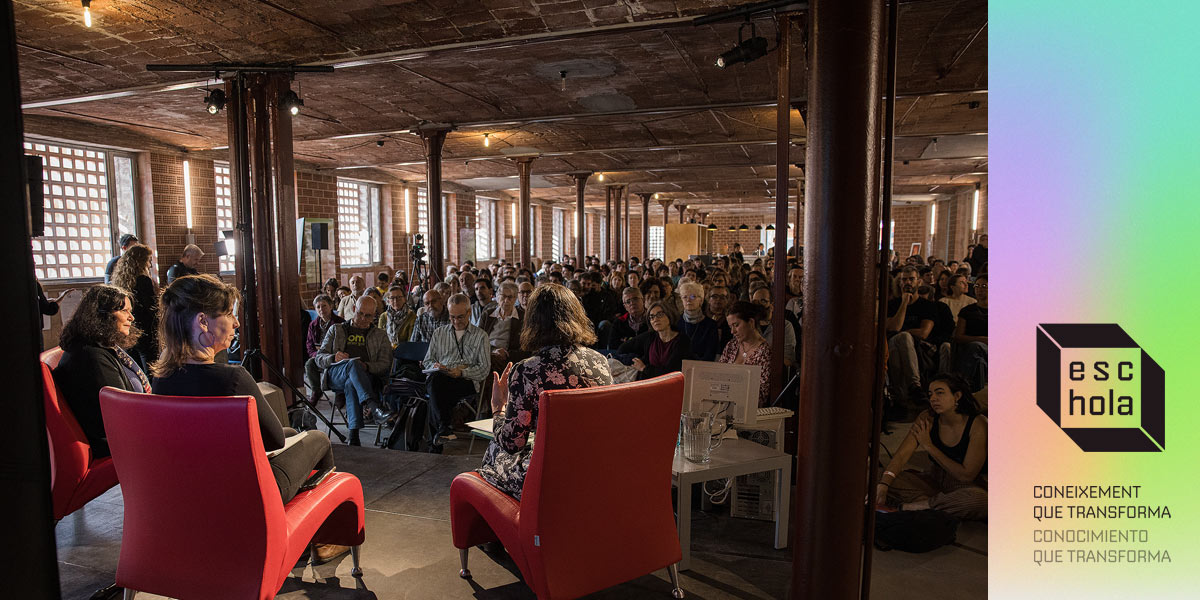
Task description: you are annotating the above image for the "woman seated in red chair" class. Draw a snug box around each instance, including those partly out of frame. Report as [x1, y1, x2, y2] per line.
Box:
[54, 284, 151, 458]
[477, 283, 612, 500]
[150, 275, 335, 506]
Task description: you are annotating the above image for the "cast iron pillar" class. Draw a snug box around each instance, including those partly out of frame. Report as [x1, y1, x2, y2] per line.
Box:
[418, 123, 453, 279]
[513, 156, 537, 269]
[658, 197, 673, 227]
[609, 185, 623, 262]
[568, 171, 592, 267]
[676, 203, 687, 224]
[769, 15, 792, 403]
[794, 1, 884, 599]
[635, 193, 653, 259]
[604, 186, 613, 263]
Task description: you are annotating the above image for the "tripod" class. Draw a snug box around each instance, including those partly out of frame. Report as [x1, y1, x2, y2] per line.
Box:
[241, 348, 347, 443]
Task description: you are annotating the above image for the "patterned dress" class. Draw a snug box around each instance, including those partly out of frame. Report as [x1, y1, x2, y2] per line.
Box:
[477, 344, 612, 499]
[719, 338, 772, 407]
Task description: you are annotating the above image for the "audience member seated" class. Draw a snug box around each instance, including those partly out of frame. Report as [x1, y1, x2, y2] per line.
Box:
[705, 283, 734, 350]
[422, 294, 492, 449]
[939, 274, 977, 324]
[151, 275, 336, 505]
[165, 243, 203, 283]
[676, 281, 721, 362]
[410, 289, 450, 342]
[477, 281, 526, 372]
[597, 287, 649, 349]
[886, 266, 937, 406]
[618, 301, 691, 380]
[322, 277, 340, 300]
[111, 243, 160, 372]
[53, 285, 150, 458]
[719, 301, 772, 407]
[470, 278, 498, 325]
[375, 271, 391, 295]
[953, 275, 988, 391]
[314, 294, 395, 446]
[784, 264, 804, 320]
[876, 373, 987, 520]
[751, 286, 797, 367]
[305, 293, 344, 404]
[477, 283, 613, 499]
[381, 285, 416, 346]
[337, 275, 368, 321]
[580, 271, 620, 328]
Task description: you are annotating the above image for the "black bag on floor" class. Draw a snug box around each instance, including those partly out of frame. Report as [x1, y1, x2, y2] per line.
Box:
[874, 509, 959, 553]
[384, 395, 429, 452]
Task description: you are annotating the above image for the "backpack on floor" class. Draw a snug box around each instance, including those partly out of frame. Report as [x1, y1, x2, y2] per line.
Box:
[874, 509, 959, 553]
[384, 395, 429, 452]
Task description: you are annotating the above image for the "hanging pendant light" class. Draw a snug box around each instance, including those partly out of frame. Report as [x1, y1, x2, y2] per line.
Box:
[738, 224, 750, 231]
[766, 224, 776, 231]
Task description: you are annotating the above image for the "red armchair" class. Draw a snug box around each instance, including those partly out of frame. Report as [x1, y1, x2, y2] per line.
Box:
[450, 372, 686, 599]
[99, 388, 367, 600]
[40, 351, 117, 522]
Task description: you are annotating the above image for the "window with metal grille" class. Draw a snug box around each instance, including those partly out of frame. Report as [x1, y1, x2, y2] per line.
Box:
[476, 197, 496, 261]
[336, 178, 381, 267]
[25, 140, 136, 281]
[551, 208, 563, 261]
[417, 187, 429, 247]
[649, 226, 664, 260]
[214, 163, 235, 273]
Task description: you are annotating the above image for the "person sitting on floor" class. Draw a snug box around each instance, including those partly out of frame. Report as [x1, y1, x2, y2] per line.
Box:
[619, 301, 691, 381]
[304, 294, 344, 405]
[876, 373, 988, 520]
[423, 293, 492, 450]
[53, 285, 150, 458]
[719, 301, 772, 407]
[477, 283, 612, 499]
[314, 294, 395, 446]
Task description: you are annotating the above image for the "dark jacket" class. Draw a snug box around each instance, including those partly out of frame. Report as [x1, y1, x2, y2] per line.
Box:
[618, 330, 692, 381]
[129, 274, 159, 370]
[54, 345, 140, 458]
[166, 262, 199, 283]
[603, 312, 650, 349]
[306, 314, 344, 358]
[581, 289, 621, 328]
[677, 314, 722, 362]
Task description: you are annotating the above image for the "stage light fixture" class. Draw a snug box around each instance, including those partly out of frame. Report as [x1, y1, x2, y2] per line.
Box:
[204, 89, 226, 115]
[715, 20, 769, 68]
[82, 0, 93, 27]
[280, 89, 304, 116]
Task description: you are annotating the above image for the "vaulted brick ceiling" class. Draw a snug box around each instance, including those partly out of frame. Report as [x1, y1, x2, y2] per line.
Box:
[16, 0, 987, 216]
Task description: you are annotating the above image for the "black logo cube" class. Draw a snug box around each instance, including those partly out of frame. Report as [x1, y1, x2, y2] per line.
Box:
[1036, 324, 1164, 452]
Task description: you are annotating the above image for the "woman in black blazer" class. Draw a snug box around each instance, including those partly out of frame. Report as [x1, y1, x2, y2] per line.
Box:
[111, 243, 159, 372]
[618, 301, 691, 381]
[53, 285, 151, 458]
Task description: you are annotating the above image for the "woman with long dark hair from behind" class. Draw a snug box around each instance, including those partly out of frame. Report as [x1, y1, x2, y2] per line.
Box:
[53, 285, 150, 458]
[111, 243, 159, 371]
[477, 283, 612, 499]
[876, 373, 988, 520]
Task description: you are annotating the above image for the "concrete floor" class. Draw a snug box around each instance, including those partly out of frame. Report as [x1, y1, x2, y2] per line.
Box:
[54, 413, 986, 599]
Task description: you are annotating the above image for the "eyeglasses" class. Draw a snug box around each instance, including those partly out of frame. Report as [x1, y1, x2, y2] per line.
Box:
[649, 312, 667, 319]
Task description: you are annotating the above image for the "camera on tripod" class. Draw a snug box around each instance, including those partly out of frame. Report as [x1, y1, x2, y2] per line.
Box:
[411, 233, 426, 265]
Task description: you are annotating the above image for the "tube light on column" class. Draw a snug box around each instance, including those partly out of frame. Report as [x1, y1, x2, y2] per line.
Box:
[511, 202, 518, 235]
[930, 201, 937, 235]
[404, 188, 411, 231]
[183, 160, 194, 230]
[972, 183, 980, 231]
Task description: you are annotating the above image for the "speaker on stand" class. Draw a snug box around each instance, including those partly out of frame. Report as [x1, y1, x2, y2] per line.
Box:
[311, 222, 329, 287]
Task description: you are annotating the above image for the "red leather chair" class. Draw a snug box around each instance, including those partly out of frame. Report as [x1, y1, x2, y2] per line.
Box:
[450, 372, 686, 599]
[99, 388, 367, 600]
[40, 349, 118, 522]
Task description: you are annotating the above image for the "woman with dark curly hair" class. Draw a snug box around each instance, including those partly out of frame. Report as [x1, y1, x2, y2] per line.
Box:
[53, 285, 149, 458]
[111, 243, 159, 372]
[477, 283, 612, 499]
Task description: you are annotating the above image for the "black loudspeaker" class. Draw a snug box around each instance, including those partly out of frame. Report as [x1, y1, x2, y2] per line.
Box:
[311, 222, 329, 250]
[24, 155, 44, 237]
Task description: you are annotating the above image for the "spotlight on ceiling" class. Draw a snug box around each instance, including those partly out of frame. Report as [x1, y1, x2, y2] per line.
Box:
[483, 133, 490, 147]
[204, 89, 226, 115]
[598, 172, 605, 181]
[280, 89, 304, 116]
[738, 224, 750, 231]
[82, 0, 93, 28]
[715, 20, 769, 68]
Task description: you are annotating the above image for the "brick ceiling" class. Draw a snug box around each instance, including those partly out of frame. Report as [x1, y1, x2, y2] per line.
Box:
[16, 0, 987, 216]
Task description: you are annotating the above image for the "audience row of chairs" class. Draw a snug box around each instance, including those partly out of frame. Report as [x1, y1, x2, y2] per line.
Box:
[40, 345, 688, 599]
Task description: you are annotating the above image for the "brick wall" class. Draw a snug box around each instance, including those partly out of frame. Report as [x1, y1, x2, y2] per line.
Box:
[892, 204, 929, 258]
[710, 214, 772, 255]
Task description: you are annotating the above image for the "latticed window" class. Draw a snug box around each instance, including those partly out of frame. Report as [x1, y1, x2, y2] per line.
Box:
[551, 208, 564, 261]
[25, 140, 136, 281]
[336, 178, 381, 267]
[476, 197, 496, 261]
[649, 226, 664, 260]
[214, 163, 235, 273]
[417, 187, 429, 247]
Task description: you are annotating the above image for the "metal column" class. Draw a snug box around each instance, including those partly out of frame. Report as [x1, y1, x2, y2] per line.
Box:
[418, 123, 453, 279]
[569, 171, 592, 267]
[514, 156, 536, 268]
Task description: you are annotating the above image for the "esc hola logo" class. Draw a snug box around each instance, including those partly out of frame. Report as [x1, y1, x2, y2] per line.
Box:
[1036, 324, 1164, 452]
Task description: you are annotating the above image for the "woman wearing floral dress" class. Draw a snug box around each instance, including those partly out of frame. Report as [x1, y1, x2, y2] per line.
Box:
[477, 283, 612, 500]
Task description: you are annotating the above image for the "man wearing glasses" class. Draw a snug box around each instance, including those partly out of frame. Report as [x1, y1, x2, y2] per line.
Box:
[597, 287, 649, 349]
[422, 293, 491, 451]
